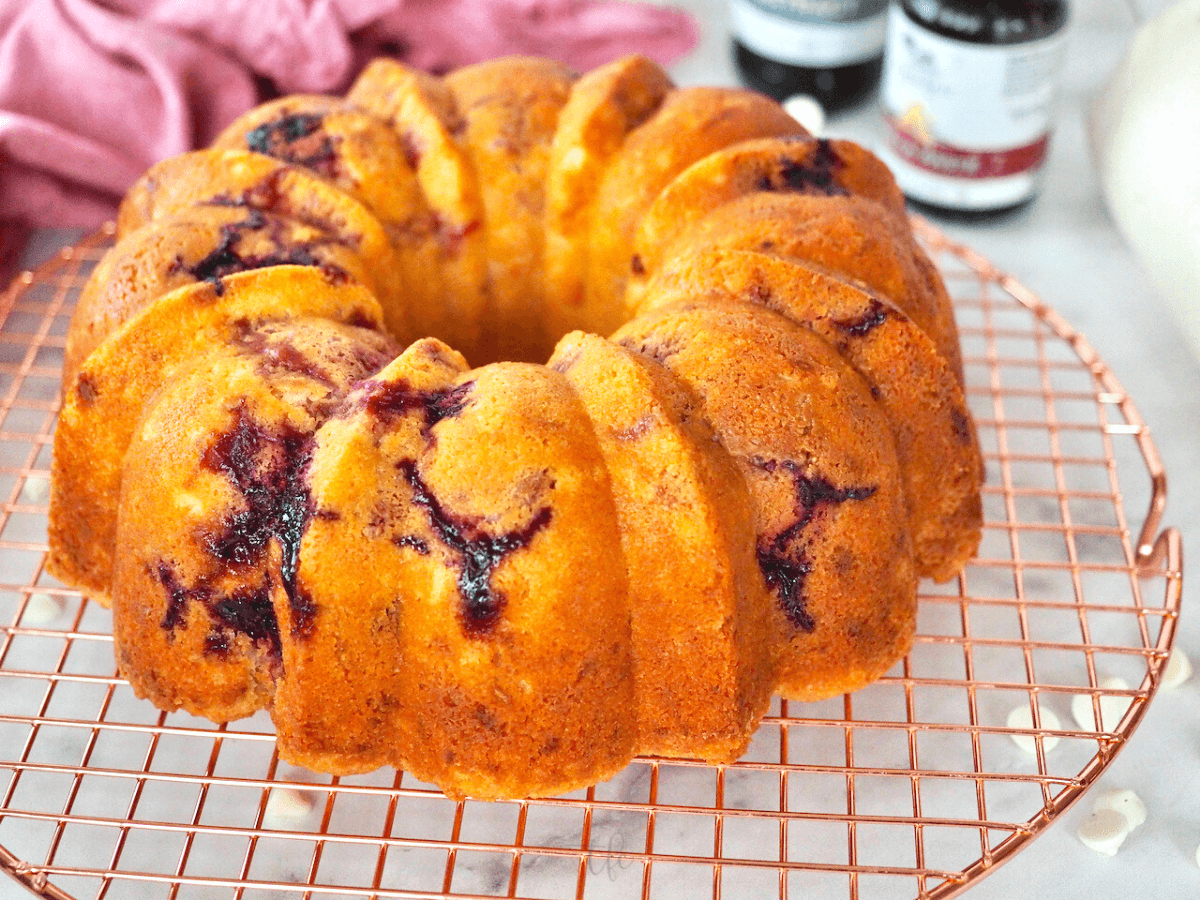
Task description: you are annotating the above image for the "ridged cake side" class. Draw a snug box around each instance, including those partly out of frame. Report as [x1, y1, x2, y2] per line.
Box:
[48, 54, 983, 799]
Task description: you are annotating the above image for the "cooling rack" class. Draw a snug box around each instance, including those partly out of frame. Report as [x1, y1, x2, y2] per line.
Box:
[0, 221, 1182, 900]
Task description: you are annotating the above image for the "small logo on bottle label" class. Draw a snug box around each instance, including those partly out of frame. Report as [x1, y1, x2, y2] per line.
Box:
[886, 112, 1050, 179]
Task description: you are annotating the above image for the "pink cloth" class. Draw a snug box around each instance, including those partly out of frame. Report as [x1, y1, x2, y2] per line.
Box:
[0, 0, 698, 234]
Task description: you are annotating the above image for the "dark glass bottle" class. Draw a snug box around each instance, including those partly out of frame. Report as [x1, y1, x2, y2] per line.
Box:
[878, 0, 1070, 216]
[730, 0, 888, 113]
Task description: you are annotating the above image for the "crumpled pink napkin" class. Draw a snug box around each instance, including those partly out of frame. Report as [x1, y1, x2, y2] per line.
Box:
[0, 0, 698, 237]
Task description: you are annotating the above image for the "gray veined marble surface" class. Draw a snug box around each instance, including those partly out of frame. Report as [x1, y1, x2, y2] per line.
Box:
[4, 0, 1199, 898]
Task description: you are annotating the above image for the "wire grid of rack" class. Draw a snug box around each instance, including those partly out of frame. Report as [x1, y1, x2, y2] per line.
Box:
[0, 222, 1183, 900]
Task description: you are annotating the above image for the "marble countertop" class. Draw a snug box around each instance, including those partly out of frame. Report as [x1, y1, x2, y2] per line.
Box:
[6, 0, 1197, 898]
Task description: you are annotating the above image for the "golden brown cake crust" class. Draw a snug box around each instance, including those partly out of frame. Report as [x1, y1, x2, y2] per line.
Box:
[286, 343, 636, 798]
[273, 339, 474, 776]
[48, 267, 385, 607]
[623, 135, 908, 316]
[49, 54, 982, 800]
[543, 55, 675, 341]
[641, 247, 983, 581]
[550, 332, 776, 761]
[113, 319, 396, 721]
[651, 191, 965, 381]
[347, 59, 489, 361]
[211, 94, 428, 237]
[585, 86, 808, 338]
[64, 206, 376, 392]
[445, 57, 577, 363]
[115, 149, 414, 339]
[634, 136, 908, 273]
[613, 301, 918, 700]
[212, 94, 452, 344]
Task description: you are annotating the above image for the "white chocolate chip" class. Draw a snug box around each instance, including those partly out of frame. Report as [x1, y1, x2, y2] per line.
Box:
[561, 146, 586, 171]
[1006, 703, 1061, 754]
[1077, 807, 1130, 856]
[264, 785, 315, 826]
[21, 592, 64, 625]
[1071, 677, 1132, 732]
[1070, 692, 1094, 731]
[19, 476, 49, 504]
[174, 491, 205, 516]
[1094, 789, 1146, 829]
[1163, 648, 1192, 689]
[782, 94, 825, 137]
[1077, 788, 1145, 857]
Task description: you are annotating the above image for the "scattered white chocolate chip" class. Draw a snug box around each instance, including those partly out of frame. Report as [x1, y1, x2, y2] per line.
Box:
[1071, 677, 1132, 732]
[561, 145, 586, 171]
[21, 592, 64, 626]
[1094, 789, 1147, 829]
[264, 785, 315, 826]
[1006, 703, 1061, 754]
[1163, 648, 1192, 689]
[19, 476, 49, 504]
[1077, 807, 1131, 856]
[174, 491, 206, 517]
[1077, 788, 1145, 856]
[782, 94, 825, 136]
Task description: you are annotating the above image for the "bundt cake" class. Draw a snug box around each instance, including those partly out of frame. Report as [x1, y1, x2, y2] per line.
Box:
[47, 54, 984, 800]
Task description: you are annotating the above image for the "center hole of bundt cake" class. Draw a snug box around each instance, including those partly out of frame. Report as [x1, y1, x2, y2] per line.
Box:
[456, 310, 634, 369]
[466, 316, 612, 368]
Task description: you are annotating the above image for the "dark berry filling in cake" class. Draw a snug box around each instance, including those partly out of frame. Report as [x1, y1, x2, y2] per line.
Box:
[245, 112, 341, 178]
[752, 457, 876, 631]
[759, 139, 848, 197]
[361, 379, 475, 432]
[196, 402, 317, 638]
[233, 324, 337, 387]
[397, 459, 553, 635]
[832, 299, 890, 337]
[400, 130, 424, 170]
[204, 578, 281, 657]
[951, 408, 974, 446]
[392, 534, 431, 555]
[208, 171, 354, 239]
[156, 561, 283, 660]
[617, 334, 684, 366]
[176, 210, 348, 294]
[431, 214, 481, 254]
[75, 372, 99, 404]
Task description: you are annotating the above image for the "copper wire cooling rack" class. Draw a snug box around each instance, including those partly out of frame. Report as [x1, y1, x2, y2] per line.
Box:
[0, 222, 1183, 900]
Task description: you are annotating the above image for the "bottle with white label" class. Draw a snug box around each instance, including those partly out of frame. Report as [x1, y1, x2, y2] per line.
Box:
[730, 0, 888, 112]
[878, 0, 1069, 216]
